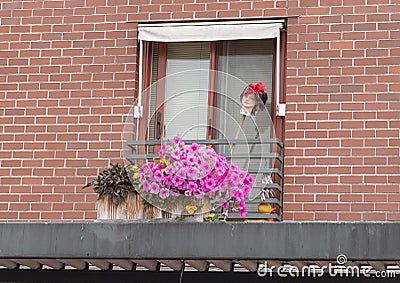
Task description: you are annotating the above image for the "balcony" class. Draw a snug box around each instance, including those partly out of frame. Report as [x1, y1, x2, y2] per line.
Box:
[126, 138, 284, 221]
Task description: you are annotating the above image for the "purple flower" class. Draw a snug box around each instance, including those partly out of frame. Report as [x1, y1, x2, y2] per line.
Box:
[159, 188, 170, 199]
[142, 180, 149, 192]
[138, 166, 147, 174]
[220, 201, 229, 209]
[189, 143, 201, 152]
[181, 159, 190, 167]
[243, 185, 251, 196]
[158, 142, 168, 158]
[229, 164, 240, 174]
[153, 170, 164, 182]
[245, 175, 255, 185]
[176, 167, 187, 179]
[172, 175, 184, 187]
[137, 136, 255, 218]
[187, 167, 198, 179]
[238, 171, 246, 181]
[199, 162, 211, 176]
[165, 166, 173, 175]
[187, 155, 197, 164]
[139, 173, 146, 183]
[239, 207, 247, 217]
[149, 182, 160, 194]
[204, 177, 216, 190]
[172, 136, 182, 145]
[164, 175, 173, 187]
[230, 173, 240, 186]
[226, 178, 235, 188]
[193, 190, 204, 198]
[187, 181, 198, 192]
[170, 148, 181, 161]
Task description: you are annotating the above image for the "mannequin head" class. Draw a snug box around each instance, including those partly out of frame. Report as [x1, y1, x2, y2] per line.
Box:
[240, 82, 268, 116]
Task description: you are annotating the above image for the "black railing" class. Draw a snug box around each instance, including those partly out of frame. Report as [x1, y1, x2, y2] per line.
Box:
[126, 138, 284, 221]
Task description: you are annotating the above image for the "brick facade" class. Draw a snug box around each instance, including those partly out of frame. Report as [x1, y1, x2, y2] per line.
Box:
[0, 0, 399, 221]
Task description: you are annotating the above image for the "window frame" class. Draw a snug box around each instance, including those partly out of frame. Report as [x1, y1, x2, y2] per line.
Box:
[137, 21, 286, 144]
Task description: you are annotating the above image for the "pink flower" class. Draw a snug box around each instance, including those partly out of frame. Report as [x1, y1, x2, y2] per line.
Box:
[187, 155, 197, 164]
[138, 166, 147, 174]
[164, 175, 173, 187]
[187, 167, 198, 179]
[165, 166, 173, 175]
[158, 142, 168, 158]
[181, 159, 190, 167]
[149, 182, 160, 194]
[189, 143, 201, 152]
[230, 173, 240, 186]
[226, 178, 235, 188]
[220, 201, 229, 209]
[172, 136, 182, 145]
[187, 181, 198, 192]
[136, 136, 255, 218]
[159, 188, 170, 199]
[238, 171, 246, 182]
[172, 175, 184, 187]
[176, 167, 187, 179]
[153, 170, 164, 182]
[243, 185, 251, 196]
[142, 180, 149, 192]
[229, 163, 239, 173]
[199, 162, 211, 176]
[245, 174, 255, 185]
[204, 177, 216, 190]
[170, 148, 181, 161]
[193, 190, 204, 198]
[239, 207, 247, 217]
[139, 173, 146, 183]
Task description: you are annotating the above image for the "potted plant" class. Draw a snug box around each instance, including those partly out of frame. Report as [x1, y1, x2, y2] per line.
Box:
[84, 163, 144, 220]
[130, 136, 255, 221]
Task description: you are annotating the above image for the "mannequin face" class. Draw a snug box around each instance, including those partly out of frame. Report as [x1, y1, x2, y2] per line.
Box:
[241, 93, 257, 113]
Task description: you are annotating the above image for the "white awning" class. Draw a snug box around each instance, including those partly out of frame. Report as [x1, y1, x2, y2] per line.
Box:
[138, 20, 284, 42]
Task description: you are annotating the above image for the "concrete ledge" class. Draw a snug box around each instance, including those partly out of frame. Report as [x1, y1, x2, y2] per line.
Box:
[0, 222, 399, 260]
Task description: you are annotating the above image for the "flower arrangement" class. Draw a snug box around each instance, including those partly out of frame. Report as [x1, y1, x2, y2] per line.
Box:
[134, 136, 254, 217]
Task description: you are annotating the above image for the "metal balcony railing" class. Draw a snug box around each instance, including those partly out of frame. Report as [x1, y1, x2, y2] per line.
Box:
[126, 138, 284, 221]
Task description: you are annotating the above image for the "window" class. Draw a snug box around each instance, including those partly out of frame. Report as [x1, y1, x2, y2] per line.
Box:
[137, 20, 286, 143]
[135, 20, 286, 219]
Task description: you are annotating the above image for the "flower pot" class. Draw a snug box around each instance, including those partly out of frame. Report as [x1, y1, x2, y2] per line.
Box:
[143, 204, 162, 220]
[125, 192, 144, 220]
[97, 192, 143, 220]
[162, 196, 210, 222]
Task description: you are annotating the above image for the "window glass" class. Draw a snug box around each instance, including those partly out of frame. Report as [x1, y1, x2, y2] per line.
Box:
[164, 42, 210, 139]
[216, 40, 275, 194]
[216, 39, 274, 139]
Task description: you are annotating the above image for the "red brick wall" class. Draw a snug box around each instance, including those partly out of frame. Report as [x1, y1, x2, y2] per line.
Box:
[0, 0, 399, 221]
[0, 0, 138, 221]
[284, 0, 400, 221]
